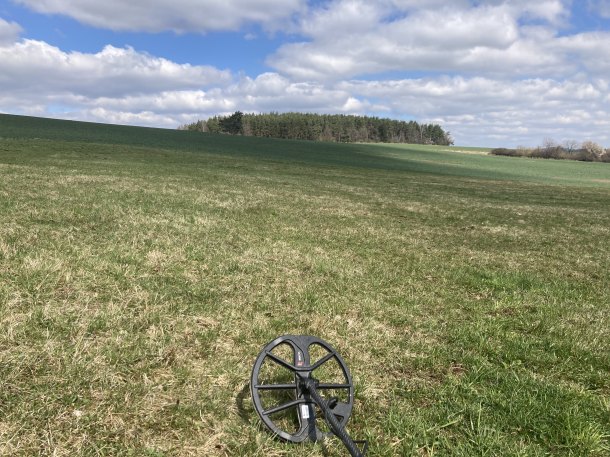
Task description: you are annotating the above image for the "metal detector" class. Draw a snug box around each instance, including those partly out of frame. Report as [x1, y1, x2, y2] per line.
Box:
[251, 335, 367, 456]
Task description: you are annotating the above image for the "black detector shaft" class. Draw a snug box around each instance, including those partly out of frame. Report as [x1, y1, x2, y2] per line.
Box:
[301, 377, 367, 456]
[250, 335, 367, 456]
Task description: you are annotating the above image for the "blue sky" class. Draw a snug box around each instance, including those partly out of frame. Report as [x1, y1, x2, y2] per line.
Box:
[1, 0, 610, 147]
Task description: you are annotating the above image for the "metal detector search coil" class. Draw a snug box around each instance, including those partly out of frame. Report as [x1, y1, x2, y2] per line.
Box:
[251, 335, 367, 456]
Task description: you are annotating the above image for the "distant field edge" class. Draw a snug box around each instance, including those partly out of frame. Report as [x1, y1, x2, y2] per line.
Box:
[1, 113, 609, 189]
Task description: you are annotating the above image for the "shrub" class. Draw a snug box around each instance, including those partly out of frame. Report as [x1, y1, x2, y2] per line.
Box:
[581, 141, 604, 160]
[531, 146, 563, 159]
[534, 139, 565, 159]
[490, 148, 517, 156]
[573, 150, 597, 162]
[516, 146, 534, 157]
[490, 140, 609, 163]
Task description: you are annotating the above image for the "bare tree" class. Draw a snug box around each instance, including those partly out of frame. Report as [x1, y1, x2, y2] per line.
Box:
[563, 140, 579, 155]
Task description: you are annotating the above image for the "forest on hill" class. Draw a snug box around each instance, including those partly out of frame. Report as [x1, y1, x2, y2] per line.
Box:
[179, 111, 453, 145]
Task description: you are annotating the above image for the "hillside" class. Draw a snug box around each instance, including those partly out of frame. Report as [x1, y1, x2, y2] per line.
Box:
[0, 114, 609, 456]
[1, 113, 609, 186]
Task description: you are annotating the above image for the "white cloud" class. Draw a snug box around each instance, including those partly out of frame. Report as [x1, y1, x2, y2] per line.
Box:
[78, 108, 184, 128]
[556, 32, 610, 75]
[512, 0, 569, 24]
[0, 38, 367, 129]
[227, 73, 370, 113]
[0, 38, 234, 128]
[0, 40, 231, 98]
[90, 73, 367, 118]
[298, 0, 385, 38]
[12, 0, 306, 33]
[0, 17, 22, 44]
[341, 76, 610, 146]
[268, 1, 570, 80]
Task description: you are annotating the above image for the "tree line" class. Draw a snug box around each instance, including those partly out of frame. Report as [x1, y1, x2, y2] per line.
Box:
[179, 111, 453, 145]
[491, 139, 610, 163]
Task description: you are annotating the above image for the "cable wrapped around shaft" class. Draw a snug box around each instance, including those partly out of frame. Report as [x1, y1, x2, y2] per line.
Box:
[302, 378, 364, 457]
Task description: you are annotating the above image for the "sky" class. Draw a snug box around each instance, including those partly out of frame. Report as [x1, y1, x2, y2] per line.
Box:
[1, 0, 610, 147]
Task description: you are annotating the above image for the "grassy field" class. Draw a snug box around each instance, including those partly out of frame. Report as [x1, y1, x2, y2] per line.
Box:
[0, 114, 609, 456]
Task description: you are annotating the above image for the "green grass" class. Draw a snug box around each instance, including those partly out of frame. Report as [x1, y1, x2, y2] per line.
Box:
[1, 114, 609, 456]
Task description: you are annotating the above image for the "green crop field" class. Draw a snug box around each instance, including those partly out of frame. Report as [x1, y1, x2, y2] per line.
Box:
[1, 114, 609, 456]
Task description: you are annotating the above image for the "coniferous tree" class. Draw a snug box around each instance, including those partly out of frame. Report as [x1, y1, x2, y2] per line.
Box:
[180, 112, 453, 146]
[219, 111, 243, 135]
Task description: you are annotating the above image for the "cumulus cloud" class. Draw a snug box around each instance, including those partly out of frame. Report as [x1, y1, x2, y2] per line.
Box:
[556, 31, 610, 75]
[13, 0, 305, 33]
[61, 75, 367, 128]
[0, 40, 231, 98]
[271, 12, 531, 79]
[226, 73, 370, 113]
[263, 0, 610, 149]
[341, 76, 610, 146]
[0, 17, 22, 44]
[0, 38, 234, 128]
[268, 1, 577, 80]
[0, 38, 367, 129]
